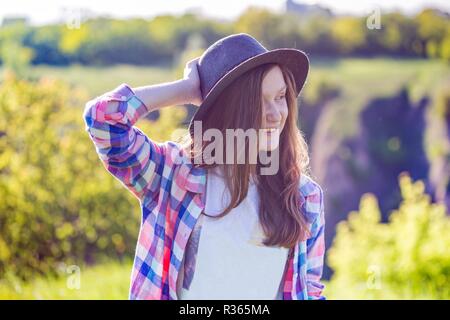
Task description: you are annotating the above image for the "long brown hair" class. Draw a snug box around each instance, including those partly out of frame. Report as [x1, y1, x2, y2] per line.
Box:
[182, 63, 311, 248]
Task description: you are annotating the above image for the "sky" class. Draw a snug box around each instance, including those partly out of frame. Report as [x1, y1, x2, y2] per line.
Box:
[1, 0, 449, 26]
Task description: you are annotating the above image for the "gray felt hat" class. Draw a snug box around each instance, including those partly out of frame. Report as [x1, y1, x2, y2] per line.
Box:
[188, 33, 310, 136]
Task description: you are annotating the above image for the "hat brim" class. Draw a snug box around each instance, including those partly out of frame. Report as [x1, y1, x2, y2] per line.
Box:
[188, 48, 309, 136]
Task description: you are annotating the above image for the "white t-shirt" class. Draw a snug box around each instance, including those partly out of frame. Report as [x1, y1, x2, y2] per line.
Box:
[177, 166, 289, 300]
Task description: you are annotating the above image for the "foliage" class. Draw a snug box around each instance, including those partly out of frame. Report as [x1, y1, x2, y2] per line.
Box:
[0, 22, 34, 76]
[0, 76, 185, 280]
[0, 41, 34, 77]
[327, 173, 450, 299]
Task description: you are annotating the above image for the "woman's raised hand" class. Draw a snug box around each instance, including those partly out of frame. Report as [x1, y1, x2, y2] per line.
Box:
[182, 57, 203, 107]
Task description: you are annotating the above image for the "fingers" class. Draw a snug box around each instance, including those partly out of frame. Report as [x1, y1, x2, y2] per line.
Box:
[184, 58, 198, 75]
[186, 57, 200, 66]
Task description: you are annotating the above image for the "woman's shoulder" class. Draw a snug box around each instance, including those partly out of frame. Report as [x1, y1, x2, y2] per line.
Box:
[299, 174, 324, 224]
[299, 174, 323, 199]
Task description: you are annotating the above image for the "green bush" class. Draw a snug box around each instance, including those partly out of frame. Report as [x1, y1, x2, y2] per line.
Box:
[326, 173, 450, 299]
[0, 75, 185, 280]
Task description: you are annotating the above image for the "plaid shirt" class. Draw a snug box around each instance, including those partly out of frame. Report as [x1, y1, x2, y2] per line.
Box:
[83, 83, 326, 300]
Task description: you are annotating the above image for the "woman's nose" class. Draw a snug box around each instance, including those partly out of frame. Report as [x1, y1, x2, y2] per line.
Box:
[265, 104, 282, 123]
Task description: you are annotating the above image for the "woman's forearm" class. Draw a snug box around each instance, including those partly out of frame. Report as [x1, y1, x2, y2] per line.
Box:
[133, 79, 193, 112]
[103, 57, 202, 114]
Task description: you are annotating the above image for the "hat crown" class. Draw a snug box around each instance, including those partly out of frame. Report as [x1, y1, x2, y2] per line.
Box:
[198, 33, 268, 99]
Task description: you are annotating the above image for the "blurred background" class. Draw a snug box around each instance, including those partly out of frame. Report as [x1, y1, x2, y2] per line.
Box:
[0, 0, 449, 299]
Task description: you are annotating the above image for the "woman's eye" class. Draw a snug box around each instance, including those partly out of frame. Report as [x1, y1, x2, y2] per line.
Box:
[276, 95, 286, 101]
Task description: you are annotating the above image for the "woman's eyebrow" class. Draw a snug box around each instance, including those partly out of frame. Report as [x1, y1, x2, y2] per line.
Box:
[263, 85, 287, 97]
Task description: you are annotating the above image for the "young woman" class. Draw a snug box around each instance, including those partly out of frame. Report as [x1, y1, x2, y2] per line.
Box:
[83, 33, 325, 300]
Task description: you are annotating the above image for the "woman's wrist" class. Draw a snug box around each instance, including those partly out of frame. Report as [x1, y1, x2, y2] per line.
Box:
[177, 78, 197, 106]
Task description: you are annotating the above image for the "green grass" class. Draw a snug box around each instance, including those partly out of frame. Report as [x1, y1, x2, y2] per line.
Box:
[0, 261, 133, 299]
[15, 63, 177, 97]
[1, 58, 445, 115]
[3, 57, 446, 102]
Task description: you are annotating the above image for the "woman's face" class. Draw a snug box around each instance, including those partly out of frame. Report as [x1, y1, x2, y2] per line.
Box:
[260, 65, 288, 151]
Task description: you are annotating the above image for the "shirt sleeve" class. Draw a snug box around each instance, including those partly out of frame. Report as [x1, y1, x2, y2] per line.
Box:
[305, 185, 326, 300]
[83, 83, 166, 202]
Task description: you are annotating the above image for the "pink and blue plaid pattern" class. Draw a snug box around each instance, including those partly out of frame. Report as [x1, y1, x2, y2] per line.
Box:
[83, 83, 326, 300]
